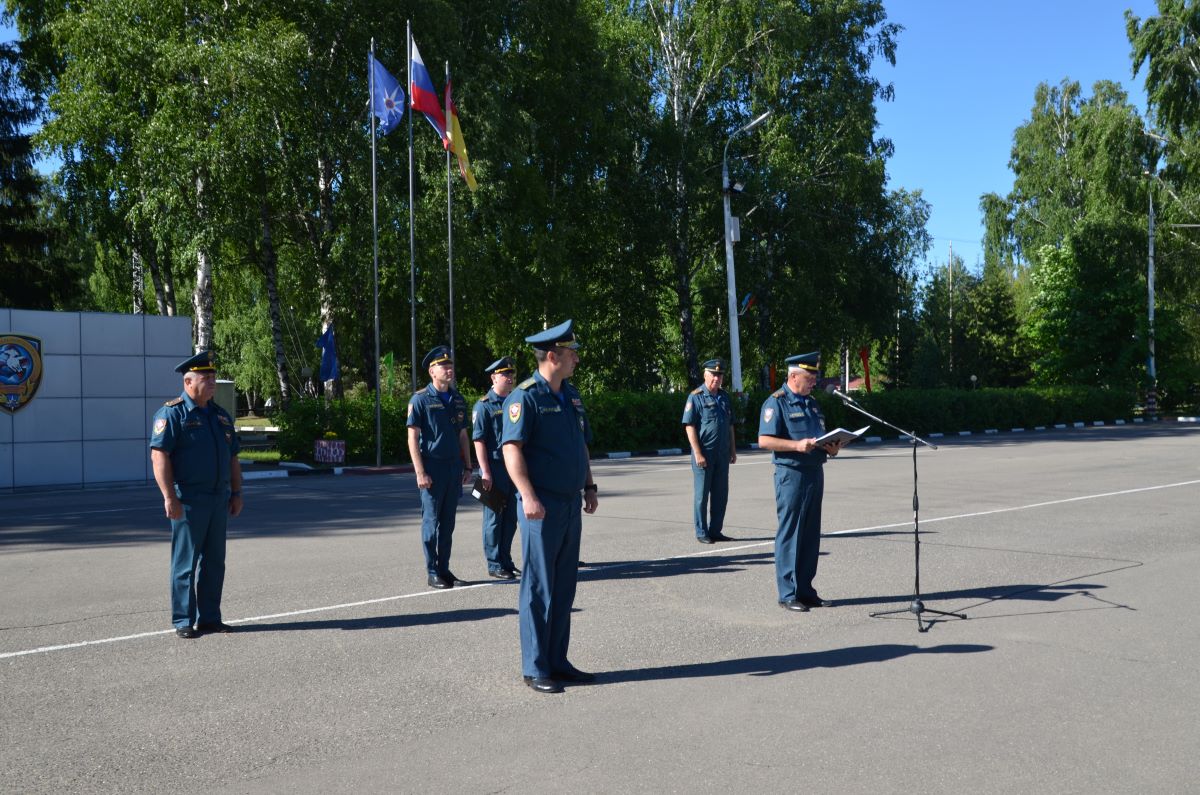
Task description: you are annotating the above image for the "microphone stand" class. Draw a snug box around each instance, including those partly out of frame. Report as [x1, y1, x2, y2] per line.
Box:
[833, 391, 966, 633]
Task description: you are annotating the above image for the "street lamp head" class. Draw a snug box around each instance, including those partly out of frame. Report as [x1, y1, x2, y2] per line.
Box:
[739, 110, 772, 136]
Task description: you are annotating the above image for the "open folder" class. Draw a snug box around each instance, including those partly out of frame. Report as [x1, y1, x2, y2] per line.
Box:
[470, 476, 508, 513]
[814, 425, 870, 447]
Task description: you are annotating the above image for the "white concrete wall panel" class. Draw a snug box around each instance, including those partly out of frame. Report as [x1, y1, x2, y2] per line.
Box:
[145, 315, 193, 357]
[3, 312, 193, 489]
[13, 398, 83, 443]
[0, 443, 12, 489]
[9, 309, 81, 354]
[14, 441, 82, 487]
[85, 397, 149, 441]
[84, 439, 148, 484]
[145, 358, 184, 399]
[81, 313, 145, 356]
[83, 355, 146, 398]
[35, 354, 82, 399]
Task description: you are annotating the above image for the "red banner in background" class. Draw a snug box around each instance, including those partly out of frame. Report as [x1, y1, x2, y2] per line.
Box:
[858, 346, 872, 393]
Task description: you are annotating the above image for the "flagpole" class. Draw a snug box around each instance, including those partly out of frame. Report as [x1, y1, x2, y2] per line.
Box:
[369, 40, 383, 467]
[406, 21, 418, 393]
[445, 60, 455, 362]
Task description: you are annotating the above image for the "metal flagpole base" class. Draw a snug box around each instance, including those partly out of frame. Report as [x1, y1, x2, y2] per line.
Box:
[870, 599, 967, 633]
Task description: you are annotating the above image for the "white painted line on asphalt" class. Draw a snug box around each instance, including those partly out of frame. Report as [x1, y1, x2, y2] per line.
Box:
[827, 478, 1200, 536]
[8, 477, 1196, 661]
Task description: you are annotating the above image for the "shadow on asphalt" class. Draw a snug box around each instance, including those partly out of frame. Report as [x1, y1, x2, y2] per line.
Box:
[597, 643, 993, 684]
[236, 606, 517, 633]
[578, 551, 778, 582]
[835, 581, 1114, 608]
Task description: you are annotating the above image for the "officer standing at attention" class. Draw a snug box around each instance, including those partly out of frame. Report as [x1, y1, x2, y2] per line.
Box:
[472, 356, 521, 579]
[149, 350, 244, 639]
[407, 345, 474, 589]
[502, 319, 599, 694]
[682, 358, 737, 544]
[757, 352, 842, 612]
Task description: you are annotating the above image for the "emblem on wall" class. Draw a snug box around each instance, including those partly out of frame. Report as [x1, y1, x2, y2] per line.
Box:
[0, 334, 43, 414]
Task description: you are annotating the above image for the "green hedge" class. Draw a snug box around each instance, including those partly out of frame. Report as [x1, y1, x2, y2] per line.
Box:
[275, 385, 1136, 463]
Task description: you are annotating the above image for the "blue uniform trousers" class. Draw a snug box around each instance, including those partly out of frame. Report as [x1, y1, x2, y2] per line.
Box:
[773, 465, 824, 602]
[420, 457, 462, 577]
[482, 467, 518, 573]
[691, 453, 729, 539]
[517, 491, 581, 678]
[170, 491, 229, 628]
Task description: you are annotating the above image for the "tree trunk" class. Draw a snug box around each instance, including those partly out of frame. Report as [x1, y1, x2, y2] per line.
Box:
[192, 173, 213, 350]
[259, 201, 291, 408]
[131, 247, 145, 315]
[315, 152, 342, 397]
[672, 154, 700, 385]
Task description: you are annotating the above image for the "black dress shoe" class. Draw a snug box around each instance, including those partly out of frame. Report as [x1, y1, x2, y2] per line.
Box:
[523, 676, 563, 694]
[798, 595, 833, 608]
[488, 569, 516, 580]
[428, 574, 452, 589]
[696, 536, 715, 544]
[175, 627, 201, 639]
[196, 621, 236, 633]
[710, 533, 735, 542]
[444, 571, 469, 586]
[505, 566, 521, 577]
[553, 668, 596, 683]
[778, 600, 810, 612]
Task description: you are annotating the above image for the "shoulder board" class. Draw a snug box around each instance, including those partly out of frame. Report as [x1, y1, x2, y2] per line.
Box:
[691, 387, 703, 395]
[411, 391, 424, 399]
[165, 397, 184, 406]
[771, 388, 785, 398]
[517, 377, 537, 390]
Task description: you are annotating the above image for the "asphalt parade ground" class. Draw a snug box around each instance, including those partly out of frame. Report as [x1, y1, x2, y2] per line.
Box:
[3, 423, 1199, 794]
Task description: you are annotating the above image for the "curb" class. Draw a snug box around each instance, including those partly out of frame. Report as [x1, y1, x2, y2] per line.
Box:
[241, 416, 1185, 477]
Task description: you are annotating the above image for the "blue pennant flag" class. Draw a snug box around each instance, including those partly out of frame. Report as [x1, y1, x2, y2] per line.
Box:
[317, 325, 340, 382]
[369, 53, 406, 135]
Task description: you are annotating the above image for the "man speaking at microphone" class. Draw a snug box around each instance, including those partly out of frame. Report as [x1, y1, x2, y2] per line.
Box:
[757, 352, 843, 612]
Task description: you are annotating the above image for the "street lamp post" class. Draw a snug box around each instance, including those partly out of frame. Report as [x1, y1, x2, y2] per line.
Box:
[722, 110, 771, 395]
[1147, 185, 1158, 419]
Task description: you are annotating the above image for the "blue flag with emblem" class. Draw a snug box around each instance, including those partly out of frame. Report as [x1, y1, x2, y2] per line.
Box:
[317, 325, 340, 382]
[369, 54, 406, 135]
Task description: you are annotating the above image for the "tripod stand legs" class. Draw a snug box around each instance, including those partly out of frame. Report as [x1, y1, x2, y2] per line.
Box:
[870, 599, 967, 633]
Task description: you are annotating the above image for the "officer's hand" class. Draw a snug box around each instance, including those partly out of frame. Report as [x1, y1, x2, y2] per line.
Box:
[479, 477, 492, 491]
[729, 450, 737, 464]
[694, 451, 707, 469]
[823, 441, 841, 457]
[164, 495, 183, 520]
[416, 471, 433, 489]
[583, 490, 598, 514]
[799, 438, 817, 453]
[460, 469, 475, 486]
[229, 494, 244, 517]
[522, 494, 546, 520]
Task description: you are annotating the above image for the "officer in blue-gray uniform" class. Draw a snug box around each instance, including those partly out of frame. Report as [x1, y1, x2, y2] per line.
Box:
[502, 319, 599, 694]
[472, 356, 520, 579]
[407, 345, 474, 590]
[757, 351, 843, 612]
[149, 350, 244, 639]
[682, 357, 737, 544]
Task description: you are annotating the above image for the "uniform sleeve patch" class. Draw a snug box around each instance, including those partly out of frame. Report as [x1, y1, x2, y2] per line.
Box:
[508, 402, 522, 423]
[763, 407, 775, 423]
[153, 417, 167, 435]
[471, 409, 478, 424]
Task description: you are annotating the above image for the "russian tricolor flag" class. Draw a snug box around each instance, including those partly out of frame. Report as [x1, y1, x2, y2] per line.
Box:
[410, 38, 447, 144]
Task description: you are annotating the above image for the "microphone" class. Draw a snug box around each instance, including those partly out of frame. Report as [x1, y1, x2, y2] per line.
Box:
[831, 388, 857, 403]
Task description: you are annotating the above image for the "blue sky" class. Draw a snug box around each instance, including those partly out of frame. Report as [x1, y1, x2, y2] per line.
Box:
[5, 3, 1162, 274]
[874, 0, 1159, 273]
